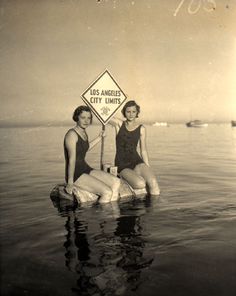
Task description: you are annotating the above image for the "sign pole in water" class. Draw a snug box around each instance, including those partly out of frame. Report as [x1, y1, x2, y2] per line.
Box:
[81, 70, 127, 169]
[100, 124, 105, 170]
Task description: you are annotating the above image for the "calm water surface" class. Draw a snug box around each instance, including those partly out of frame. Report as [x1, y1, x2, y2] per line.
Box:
[0, 124, 236, 296]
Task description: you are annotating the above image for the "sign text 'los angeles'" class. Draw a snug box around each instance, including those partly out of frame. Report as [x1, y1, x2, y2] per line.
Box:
[81, 70, 127, 125]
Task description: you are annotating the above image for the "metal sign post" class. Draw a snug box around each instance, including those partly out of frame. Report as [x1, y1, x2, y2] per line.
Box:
[81, 70, 127, 170]
[100, 124, 105, 170]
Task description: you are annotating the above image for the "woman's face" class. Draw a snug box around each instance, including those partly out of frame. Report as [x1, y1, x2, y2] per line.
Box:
[77, 111, 92, 129]
[125, 106, 138, 121]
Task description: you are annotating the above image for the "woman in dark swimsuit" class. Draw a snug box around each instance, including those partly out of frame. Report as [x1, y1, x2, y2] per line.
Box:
[110, 100, 160, 195]
[64, 106, 120, 203]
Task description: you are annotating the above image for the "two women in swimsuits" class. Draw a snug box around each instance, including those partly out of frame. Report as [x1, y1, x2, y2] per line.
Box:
[64, 106, 120, 203]
[64, 101, 160, 203]
[109, 100, 160, 196]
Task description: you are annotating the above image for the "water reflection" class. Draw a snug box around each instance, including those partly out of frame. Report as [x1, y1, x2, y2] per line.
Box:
[115, 214, 153, 292]
[50, 195, 154, 295]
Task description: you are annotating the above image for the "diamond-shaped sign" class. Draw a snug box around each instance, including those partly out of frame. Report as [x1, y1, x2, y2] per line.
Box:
[81, 70, 127, 125]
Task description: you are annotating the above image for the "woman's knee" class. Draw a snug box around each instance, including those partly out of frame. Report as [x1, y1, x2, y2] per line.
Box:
[100, 185, 112, 196]
[131, 176, 146, 189]
[99, 186, 113, 203]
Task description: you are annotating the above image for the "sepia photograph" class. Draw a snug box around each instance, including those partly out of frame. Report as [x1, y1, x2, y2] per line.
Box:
[0, 0, 236, 295]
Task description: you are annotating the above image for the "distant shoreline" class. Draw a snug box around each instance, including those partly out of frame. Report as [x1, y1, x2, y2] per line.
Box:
[0, 121, 233, 128]
[0, 123, 71, 128]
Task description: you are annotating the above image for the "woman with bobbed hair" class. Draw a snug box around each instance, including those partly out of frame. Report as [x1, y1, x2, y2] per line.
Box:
[64, 105, 120, 203]
[109, 100, 160, 195]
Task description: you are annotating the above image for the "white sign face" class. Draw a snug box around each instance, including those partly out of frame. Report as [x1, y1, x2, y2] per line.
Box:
[81, 70, 127, 125]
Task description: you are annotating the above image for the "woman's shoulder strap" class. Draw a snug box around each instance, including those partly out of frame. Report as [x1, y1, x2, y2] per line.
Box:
[65, 128, 79, 139]
[121, 121, 125, 128]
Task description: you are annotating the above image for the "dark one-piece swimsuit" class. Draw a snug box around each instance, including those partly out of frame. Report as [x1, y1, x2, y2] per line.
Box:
[115, 122, 144, 173]
[64, 128, 93, 183]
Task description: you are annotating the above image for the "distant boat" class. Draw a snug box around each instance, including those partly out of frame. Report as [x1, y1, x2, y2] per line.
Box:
[231, 120, 236, 127]
[186, 120, 208, 128]
[152, 122, 169, 127]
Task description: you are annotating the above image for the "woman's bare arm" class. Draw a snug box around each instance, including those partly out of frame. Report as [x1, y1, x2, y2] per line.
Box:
[108, 117, 123, 135]
[88, 132, 104, 150]
[139, 126, 150, 166]
[64, 130, 77, 185]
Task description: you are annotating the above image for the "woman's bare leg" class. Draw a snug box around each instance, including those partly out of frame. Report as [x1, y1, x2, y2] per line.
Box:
[90, 170, 121, 201]
[119, 168, 146, 189]
[74, 174, 112, 203]
[134, 163, 160, 195]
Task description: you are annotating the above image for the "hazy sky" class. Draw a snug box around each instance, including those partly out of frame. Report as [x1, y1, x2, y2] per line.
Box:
[0, 0, 235, 124]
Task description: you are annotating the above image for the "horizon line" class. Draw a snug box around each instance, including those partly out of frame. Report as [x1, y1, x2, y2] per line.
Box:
[0, 120, 234, 128]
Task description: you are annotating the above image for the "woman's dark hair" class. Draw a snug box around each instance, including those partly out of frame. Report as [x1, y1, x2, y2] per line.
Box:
[121, 100, 140, 118]
[72, 105, 93, 123]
